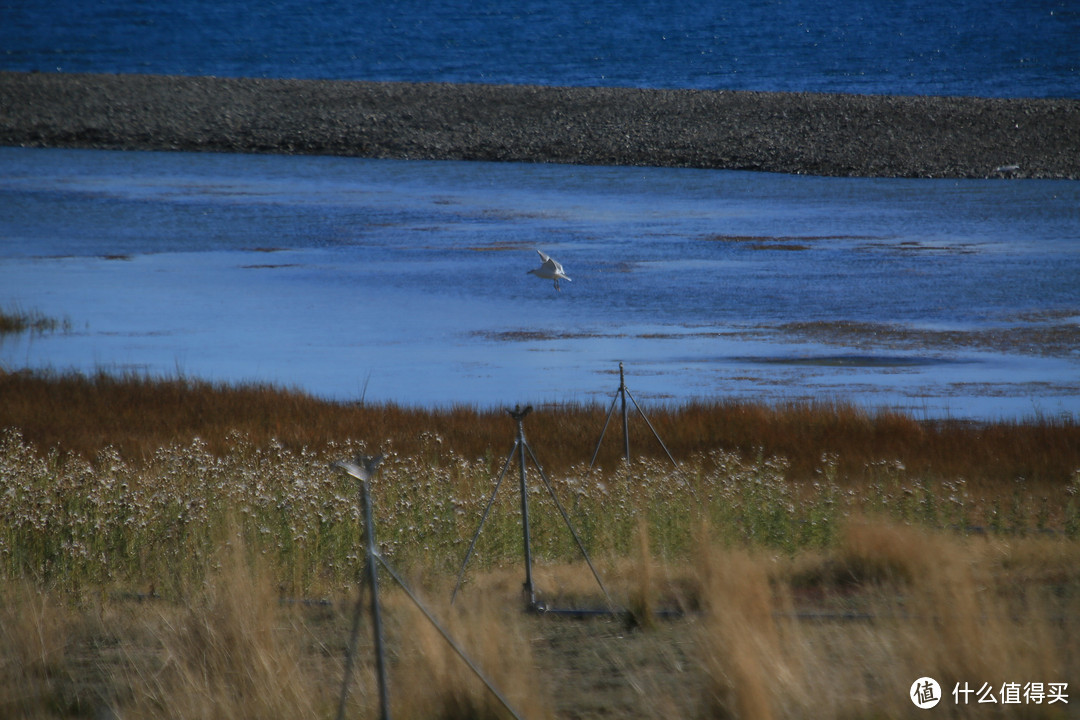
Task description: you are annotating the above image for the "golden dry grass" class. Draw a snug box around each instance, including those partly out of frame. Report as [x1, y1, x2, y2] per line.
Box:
[690, 522, 1077, 719]
[2, 523, 1076, 719]
[118, 542, 337, 720]
[0, 581, 72, 717]
[1, 369, 1078, 718]
[389, 592, 554, 720]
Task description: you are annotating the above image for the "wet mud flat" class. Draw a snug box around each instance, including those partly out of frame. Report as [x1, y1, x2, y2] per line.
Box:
[477, 316, 1080, 359]
[2, 70, 1078, 178]
[778, 316, 1080, 358]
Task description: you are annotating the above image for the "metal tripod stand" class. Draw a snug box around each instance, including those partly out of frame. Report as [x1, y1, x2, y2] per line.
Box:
[334, 454, 525, 720]
[589, 362, 698, 501]
[589, 362, 681, 471]
[451, 405, 613, 612]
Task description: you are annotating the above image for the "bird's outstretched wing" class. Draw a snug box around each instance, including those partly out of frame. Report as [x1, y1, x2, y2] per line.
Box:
[536, 250, 565, 273]
[332, 453, 384, 481]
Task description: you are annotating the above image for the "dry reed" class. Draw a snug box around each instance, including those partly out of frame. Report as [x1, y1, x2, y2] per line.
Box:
[388, 591, 553, 720]
[118, 538, 337, 720]
[694, 522, 1076, 719]
[1, 369, 1078, 718]
[0, 581, 72, 718]
[1, 522, 1076, 719]
[0, 306, 68, 336]
[2, 369, 1077, 490]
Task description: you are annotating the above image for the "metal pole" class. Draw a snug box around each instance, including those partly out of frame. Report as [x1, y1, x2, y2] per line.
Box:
[378, 557, 527, 720]
[361, 477, 392, 720]
[625, 388, 700, 503]
[625, 388, 679, 471]
[619, 362, 630, 466]
[337, 453, 526, 720]
[588, 390, 621, 471]
[524, 442, 618, 613]
[510, 406, 536, 608]
[336, 573, 367, 720]
[333, 455, 390, 720]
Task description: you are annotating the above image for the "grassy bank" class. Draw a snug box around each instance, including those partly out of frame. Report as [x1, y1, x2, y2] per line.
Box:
[3, 368, 1077, 486]
[2, 368, 1078, 589]
[1, 369, 1078, 718]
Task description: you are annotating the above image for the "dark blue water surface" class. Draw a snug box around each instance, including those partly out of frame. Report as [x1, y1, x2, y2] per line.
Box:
[3, 0, 1078, 97]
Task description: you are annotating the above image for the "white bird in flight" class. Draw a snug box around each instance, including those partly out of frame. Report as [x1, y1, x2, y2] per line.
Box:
[527, 250, 571, 291]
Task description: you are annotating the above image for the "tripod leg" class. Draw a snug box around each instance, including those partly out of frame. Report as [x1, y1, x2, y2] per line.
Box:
[379, 555, 526, 720]
[625, 388, 700, 502]
[621, 378, 630, 465]
[335, 575, 368, 720]
[524, 441, 618, 613]
[516, 430, 535, 608]
[451, 440, 517, 604]
[588, 389, 621, 470]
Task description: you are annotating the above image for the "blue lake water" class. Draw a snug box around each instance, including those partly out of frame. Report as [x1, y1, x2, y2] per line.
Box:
[3, 0, 1078, 98]
[3, 1, 1078, 418]
[2, 147, 1078, 420]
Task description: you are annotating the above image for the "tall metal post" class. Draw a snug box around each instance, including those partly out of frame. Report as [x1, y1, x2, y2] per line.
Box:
[510, 406, 536, 607]
[361, 477, 391, 720]
[619, 362, 630, 465]
[333, 455, 390, 720]
[453, 405, 616, 614]
[589, 363, 697, 500]
[336, 452, 536, 720]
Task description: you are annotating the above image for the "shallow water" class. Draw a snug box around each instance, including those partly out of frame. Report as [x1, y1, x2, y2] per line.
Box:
[1, 147, 1078, 419]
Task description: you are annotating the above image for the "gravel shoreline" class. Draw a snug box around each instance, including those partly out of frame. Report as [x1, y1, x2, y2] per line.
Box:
[2, 71, 1078, 178]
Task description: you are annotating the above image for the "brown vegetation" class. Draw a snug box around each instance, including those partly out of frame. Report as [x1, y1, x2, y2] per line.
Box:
[2, 369, 1077, 492]
[2, 524, 1076, 719]
[2, 369, 1078, 718]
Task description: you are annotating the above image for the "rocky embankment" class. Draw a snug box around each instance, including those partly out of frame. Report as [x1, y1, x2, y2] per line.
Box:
[1, 71, 1077, 178]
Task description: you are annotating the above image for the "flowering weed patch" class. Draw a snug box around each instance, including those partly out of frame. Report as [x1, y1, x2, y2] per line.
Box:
[3, 426, 1077, 599]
